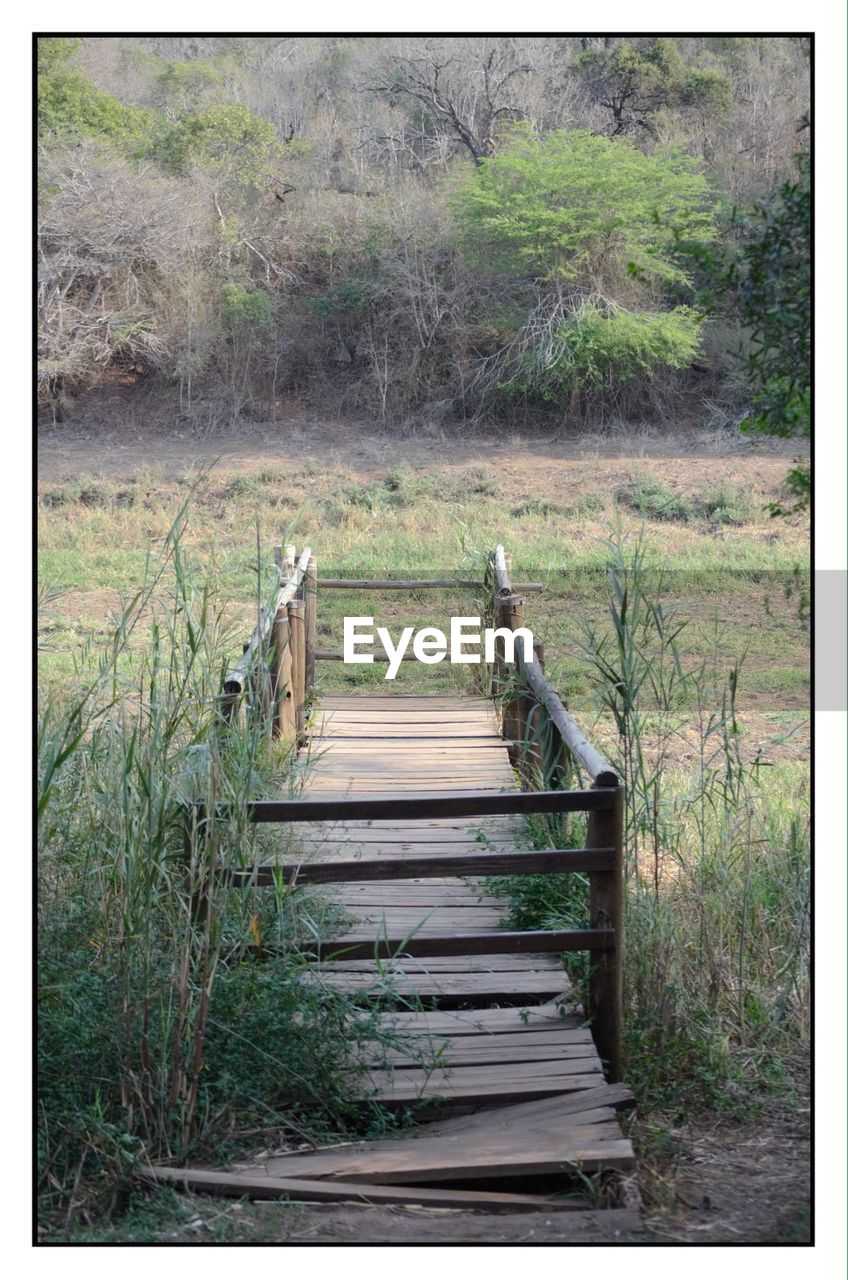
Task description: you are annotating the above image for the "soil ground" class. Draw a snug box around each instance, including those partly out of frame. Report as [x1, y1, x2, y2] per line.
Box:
[37, 411, 804, 480]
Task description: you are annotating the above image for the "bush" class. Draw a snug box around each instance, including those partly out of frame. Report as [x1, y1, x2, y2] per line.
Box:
[700, 480, 756, 525]
[508, 303, 704, 400]
[617, 472, 694, 522]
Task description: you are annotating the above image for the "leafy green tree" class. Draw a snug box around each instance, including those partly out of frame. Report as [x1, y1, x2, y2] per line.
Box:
[452, 128, 715, 287]
[687, 140, 810, 507]
[37, 37, 152, 144]
[221, 284, 273, 341]
[153, 59, 223, 115]
[734, 152, 810, 504]
[155, 104, 280, 189]
[452, 129, 714, 404]
[574, 38, 732, 137]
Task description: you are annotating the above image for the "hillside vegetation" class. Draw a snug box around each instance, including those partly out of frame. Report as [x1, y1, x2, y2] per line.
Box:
[38, 36, 809, 440]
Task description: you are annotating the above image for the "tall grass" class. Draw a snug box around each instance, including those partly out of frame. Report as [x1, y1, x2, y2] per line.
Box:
[586, 535, 808, 1112]
[496, 530, 810, 1115]
[37, 504, 405, 1230]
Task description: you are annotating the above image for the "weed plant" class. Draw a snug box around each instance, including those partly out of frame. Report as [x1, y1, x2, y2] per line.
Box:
[37, 500, 415, 1232]
[494, 530, 809, 1116]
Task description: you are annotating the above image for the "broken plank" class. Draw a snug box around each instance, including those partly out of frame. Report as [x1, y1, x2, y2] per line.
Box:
[141, 1167, 590, 1213]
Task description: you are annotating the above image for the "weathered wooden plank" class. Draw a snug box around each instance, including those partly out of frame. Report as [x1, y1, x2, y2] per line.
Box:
[306, 928, 613, 961]
[317, 954, 564, 973]
[430, 1082, 636, 1130]
[372, 1031, 597, 1068]
[376, 1042, 598, 1069]
[239, 789, 615, 823]
[300, 970, 568, 999]
[375, 1002, 584, 1037]
[260, 1122, 632, 1184]
[365, 1056, 604, 1087]
[142, 1166, 588, 1212]
[362, 1072, 607, 1105]
[235, 847, 615, 886]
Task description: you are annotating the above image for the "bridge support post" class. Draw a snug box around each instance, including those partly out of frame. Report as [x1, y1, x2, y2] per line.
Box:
[304, 555, 317, 701]
[499, 595, 526, 765]
[586, 779, 625, 1082]
[287, 599, 306, 743]
[272, 608, 296, 741]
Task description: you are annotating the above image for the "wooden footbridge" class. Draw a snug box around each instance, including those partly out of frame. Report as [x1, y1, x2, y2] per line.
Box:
[152, 547, 640, 1235]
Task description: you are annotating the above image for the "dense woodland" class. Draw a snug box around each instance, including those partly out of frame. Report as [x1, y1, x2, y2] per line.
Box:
[38, 36, 810, 439]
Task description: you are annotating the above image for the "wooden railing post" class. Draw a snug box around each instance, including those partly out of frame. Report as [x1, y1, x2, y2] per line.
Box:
[517, 640, 550, 786]
[287, 598, 306, 743]
[499, 594, 526, 763]
[304, 555, 317, 700]
[272, 608, 296, 742]
[586, 777, 625, 1082]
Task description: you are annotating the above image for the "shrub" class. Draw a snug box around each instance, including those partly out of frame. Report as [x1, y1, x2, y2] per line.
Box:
[700, 480, 756, 525]
[617, 472, 694, 522]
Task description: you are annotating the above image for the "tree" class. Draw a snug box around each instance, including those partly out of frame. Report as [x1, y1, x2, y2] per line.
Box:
[154, 103, 281, 189]
[370, 40, 533, 166]
[573, 38, 732, 138]
[451, 129, 715, 409]
[38, 36, 152, 145]
[711, 147, 810, 507]
[452, 128, 715, 287]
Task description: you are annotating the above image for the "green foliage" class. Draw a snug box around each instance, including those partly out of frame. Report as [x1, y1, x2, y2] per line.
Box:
[221, 285, 273, 344]
[37, 37, 83, 73]
[38, 40, 152, 144]
[573, 38, 732, 136]
[155, 103, 280, 186]
[700, 480, 755, 526]
[616, 472, 695, 523]
[154, 59, 223, 113]
[453, 128, 716, 285]
[505, 303, 703, 401]
[735, 152, 810, 509]
[736, 151, 810, 441]
[312, 280, 368, 317]
[36, 510, 401, 1228]
[686, 135, 810, 507]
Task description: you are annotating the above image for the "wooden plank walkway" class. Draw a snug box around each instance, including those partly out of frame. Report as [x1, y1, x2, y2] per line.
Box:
[298, 695, 573, 1012]
[152, 693, 639, 1226]
[269, 694, 638, 1214]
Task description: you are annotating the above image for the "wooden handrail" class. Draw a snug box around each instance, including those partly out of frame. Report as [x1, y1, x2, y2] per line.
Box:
[493, 545, 513, 596]
[224, 846, 616, 886]
[489, 547, 618, 787]
[318, 576, 543, 591]
[520, 652, 618, 787]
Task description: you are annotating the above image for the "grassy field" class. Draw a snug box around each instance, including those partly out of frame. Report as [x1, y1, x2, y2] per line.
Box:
[37, 430, 810, 1241]
[38, 446, 809, 760]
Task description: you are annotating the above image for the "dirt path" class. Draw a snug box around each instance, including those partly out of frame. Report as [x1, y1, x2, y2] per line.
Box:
[37, 415, 803, 481]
